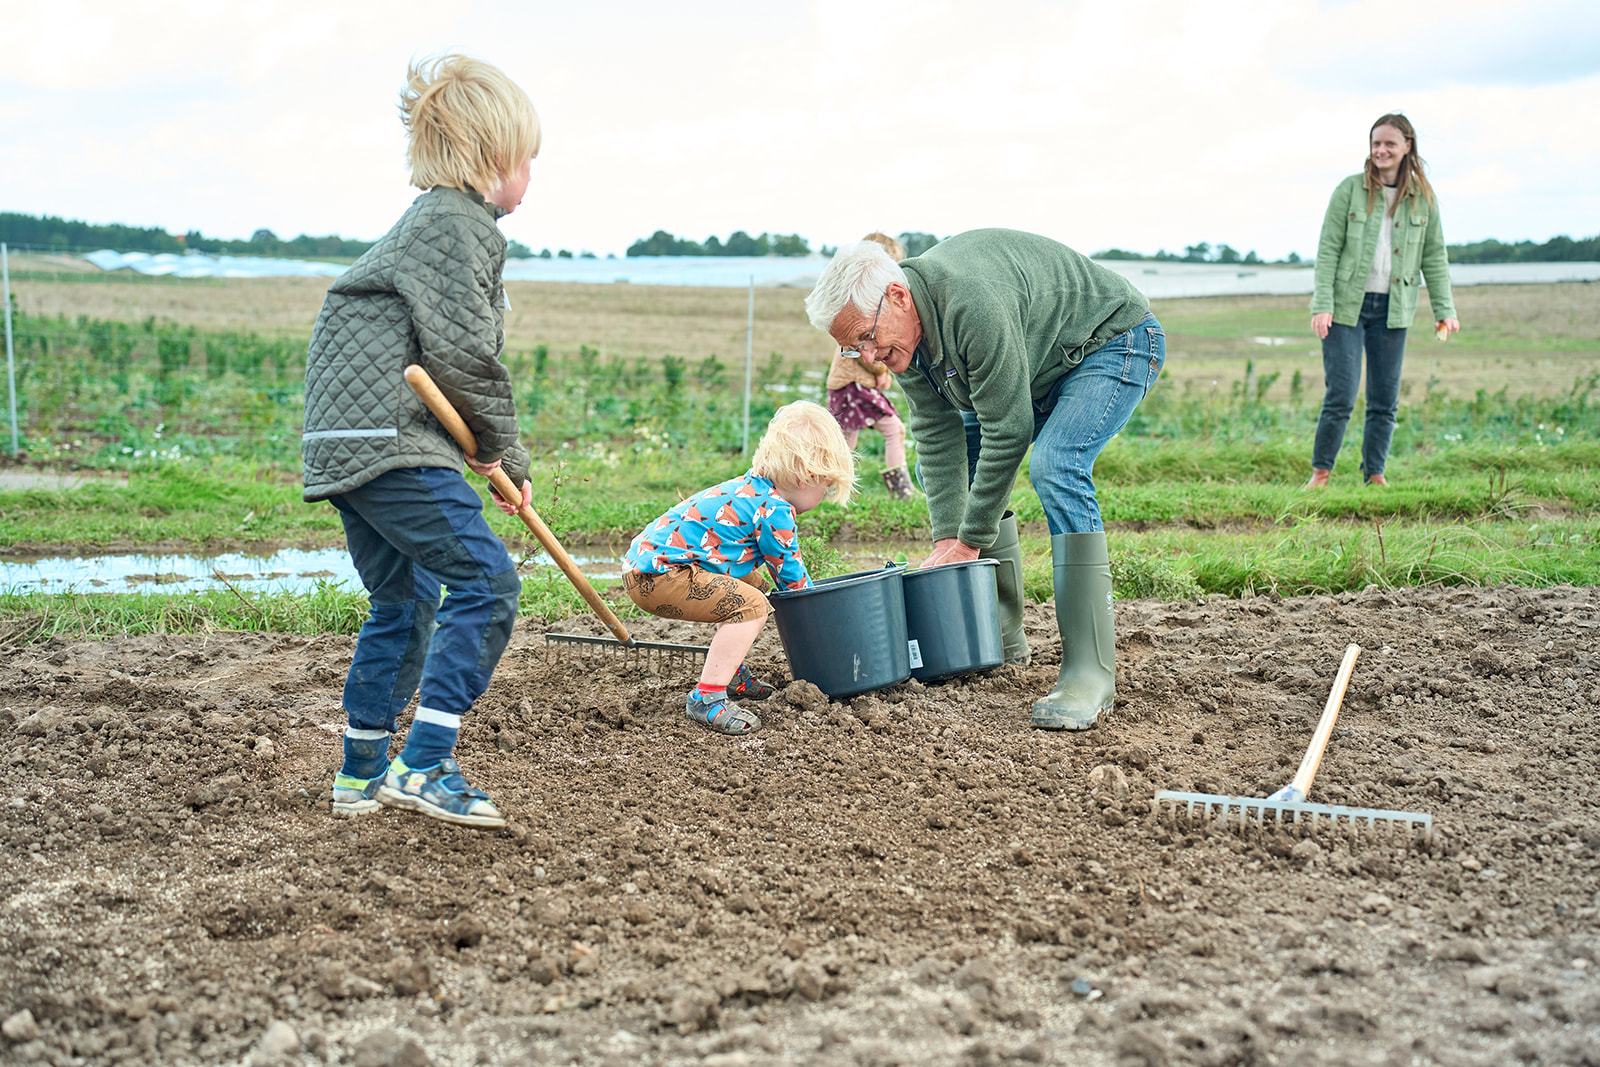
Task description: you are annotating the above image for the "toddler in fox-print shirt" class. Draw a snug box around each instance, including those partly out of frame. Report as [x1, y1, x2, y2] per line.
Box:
[622, 401, 855, 736]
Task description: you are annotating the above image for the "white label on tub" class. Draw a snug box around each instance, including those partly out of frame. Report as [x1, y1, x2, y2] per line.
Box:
[907, 639, 923, 669]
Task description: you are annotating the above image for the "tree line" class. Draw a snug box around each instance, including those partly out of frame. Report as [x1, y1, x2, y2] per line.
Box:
[1444, 234, 1600, 264]
[626, 230, 814, 257]
[4, 211, 1594, 266]
[1094, 243, 1298, 265]
[1095, 233, 1600, 266]
[0, 211, 371, 259]
[0, 211, 549, 261]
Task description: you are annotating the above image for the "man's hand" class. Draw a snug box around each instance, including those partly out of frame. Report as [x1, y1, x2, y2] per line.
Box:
[1311, 312, 1333, 340]
[490, 479, 532, 517]
[921, 538, 980, 569]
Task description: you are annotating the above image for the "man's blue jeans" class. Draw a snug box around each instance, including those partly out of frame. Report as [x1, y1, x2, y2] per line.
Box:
[961, 312, 1165, 534]
[1313, 292, 1408, 480]
[329, 467, 520, 733]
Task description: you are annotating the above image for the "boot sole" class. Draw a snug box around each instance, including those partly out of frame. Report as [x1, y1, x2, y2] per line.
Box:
[331, 798, 382, 818]
[1029, 707, 1104, 731]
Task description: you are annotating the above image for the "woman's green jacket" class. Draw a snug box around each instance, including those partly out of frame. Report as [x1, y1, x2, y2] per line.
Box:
[1311, 172, 1455, 329]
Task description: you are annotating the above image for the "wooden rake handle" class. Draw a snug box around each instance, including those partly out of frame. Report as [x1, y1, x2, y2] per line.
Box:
[1286, 643, 1362, 799]
[403, 365, 633, 646]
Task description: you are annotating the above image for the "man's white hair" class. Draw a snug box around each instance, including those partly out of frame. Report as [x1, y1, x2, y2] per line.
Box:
[804, 242, 909, 333]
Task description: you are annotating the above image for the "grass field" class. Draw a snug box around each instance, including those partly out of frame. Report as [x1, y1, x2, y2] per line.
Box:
[1, 266, 1597, 639]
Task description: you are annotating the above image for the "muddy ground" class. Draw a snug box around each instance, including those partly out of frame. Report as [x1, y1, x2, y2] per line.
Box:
[2, 583, 1598, 1067]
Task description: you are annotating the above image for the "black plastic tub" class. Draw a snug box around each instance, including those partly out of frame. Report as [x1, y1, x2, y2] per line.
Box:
[901, 558, 1004, 681]
[769, 567, 911, 698]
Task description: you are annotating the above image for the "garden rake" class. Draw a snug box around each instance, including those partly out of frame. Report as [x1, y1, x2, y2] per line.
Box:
[1154, 643, 1434, 844]
[404, 365, 708, 669]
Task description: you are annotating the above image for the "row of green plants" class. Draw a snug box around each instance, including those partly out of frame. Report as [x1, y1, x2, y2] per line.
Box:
[3, 311, 817, 467]
[3, 307, 1598, 642]
[6, 311, 1599, 475]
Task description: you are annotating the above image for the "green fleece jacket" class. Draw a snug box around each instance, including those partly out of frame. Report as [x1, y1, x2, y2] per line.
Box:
[899, 229, 1149, 548]
[302, 185, 530, 501]
[1311, 172, 1456, 329]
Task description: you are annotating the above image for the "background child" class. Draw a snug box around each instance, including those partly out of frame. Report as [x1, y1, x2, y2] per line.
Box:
[623, 401, 856, 735]
[826, 231, 916, 500]
[301, 54, 539, 829]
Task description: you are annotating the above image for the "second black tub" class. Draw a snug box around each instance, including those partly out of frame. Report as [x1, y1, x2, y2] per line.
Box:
[901, 558, 1004, 681]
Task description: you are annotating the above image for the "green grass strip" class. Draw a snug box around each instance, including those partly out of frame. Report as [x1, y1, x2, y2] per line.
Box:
[6, 519, 1594, 647]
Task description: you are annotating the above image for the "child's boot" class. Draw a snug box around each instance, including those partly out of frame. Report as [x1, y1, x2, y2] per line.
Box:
[331, 728, 392, 817]
[881, 465, 917, 500]
[685, 689, 762, 735]
[728, 663, 775, 701]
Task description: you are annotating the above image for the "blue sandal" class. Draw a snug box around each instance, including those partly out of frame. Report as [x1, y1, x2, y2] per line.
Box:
[376, 757, 506, 828]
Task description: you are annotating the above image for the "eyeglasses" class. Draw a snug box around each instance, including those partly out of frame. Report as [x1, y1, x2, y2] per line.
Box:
[840, 292, 886, 359]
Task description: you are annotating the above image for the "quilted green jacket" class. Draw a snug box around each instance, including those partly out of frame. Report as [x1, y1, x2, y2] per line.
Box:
[302, 185, 531, 502]
[1311, 172, 1455, 329]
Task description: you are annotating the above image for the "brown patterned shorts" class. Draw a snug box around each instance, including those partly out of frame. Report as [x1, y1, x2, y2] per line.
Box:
[623, 566, 771, 625]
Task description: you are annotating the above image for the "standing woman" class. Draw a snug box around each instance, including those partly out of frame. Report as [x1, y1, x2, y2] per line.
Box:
[1307, 112, 1459, 487]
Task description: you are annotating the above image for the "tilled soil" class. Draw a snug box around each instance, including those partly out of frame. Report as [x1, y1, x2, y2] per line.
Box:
[2, 584, 1599, 1066]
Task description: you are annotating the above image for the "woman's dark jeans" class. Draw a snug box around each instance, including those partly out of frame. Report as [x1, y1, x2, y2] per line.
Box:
[1313, 292, 1409, 480]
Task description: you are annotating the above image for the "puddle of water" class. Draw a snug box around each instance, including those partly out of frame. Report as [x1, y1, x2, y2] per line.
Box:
[0, 540, 926, 596]
[0, 472, 131, 491]
[0, 546, 622, 596]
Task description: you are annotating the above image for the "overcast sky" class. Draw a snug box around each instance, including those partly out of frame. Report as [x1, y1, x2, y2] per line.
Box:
[3, 0, 1597, 260]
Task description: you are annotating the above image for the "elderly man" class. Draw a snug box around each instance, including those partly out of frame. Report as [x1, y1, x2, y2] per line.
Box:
[804, 229, 1164, 730]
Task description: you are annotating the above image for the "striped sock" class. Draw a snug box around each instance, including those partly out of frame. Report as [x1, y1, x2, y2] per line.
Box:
[398, 707, 461, 770]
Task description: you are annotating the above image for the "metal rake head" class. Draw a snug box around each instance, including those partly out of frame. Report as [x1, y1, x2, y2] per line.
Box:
[543, 632, 709, 669]
[1154, 790, 1434, 844]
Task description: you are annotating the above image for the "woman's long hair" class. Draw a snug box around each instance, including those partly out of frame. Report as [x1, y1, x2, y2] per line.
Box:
[1364, 112, 1436, 216]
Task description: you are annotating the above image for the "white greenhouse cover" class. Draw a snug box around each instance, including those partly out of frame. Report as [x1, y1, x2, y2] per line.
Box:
[85, 249, 348, 279]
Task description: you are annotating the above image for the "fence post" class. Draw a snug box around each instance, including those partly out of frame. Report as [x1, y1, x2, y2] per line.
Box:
[2, 243, 17, 455]
[742, 274, 754, 455]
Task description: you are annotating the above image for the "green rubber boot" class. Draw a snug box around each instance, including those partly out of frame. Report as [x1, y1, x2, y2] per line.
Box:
[1030, 531, 1115, 731]
[979, 510, 1031, 666]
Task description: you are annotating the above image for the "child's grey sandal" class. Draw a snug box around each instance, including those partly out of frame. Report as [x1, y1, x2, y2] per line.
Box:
[685, 692, 763, 735]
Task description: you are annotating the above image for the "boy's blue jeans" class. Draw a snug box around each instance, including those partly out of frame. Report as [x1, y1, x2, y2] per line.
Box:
[329, 467, 520, 733]
[959, 312, 1165, 534]
[1312, 292, 1408, 480]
